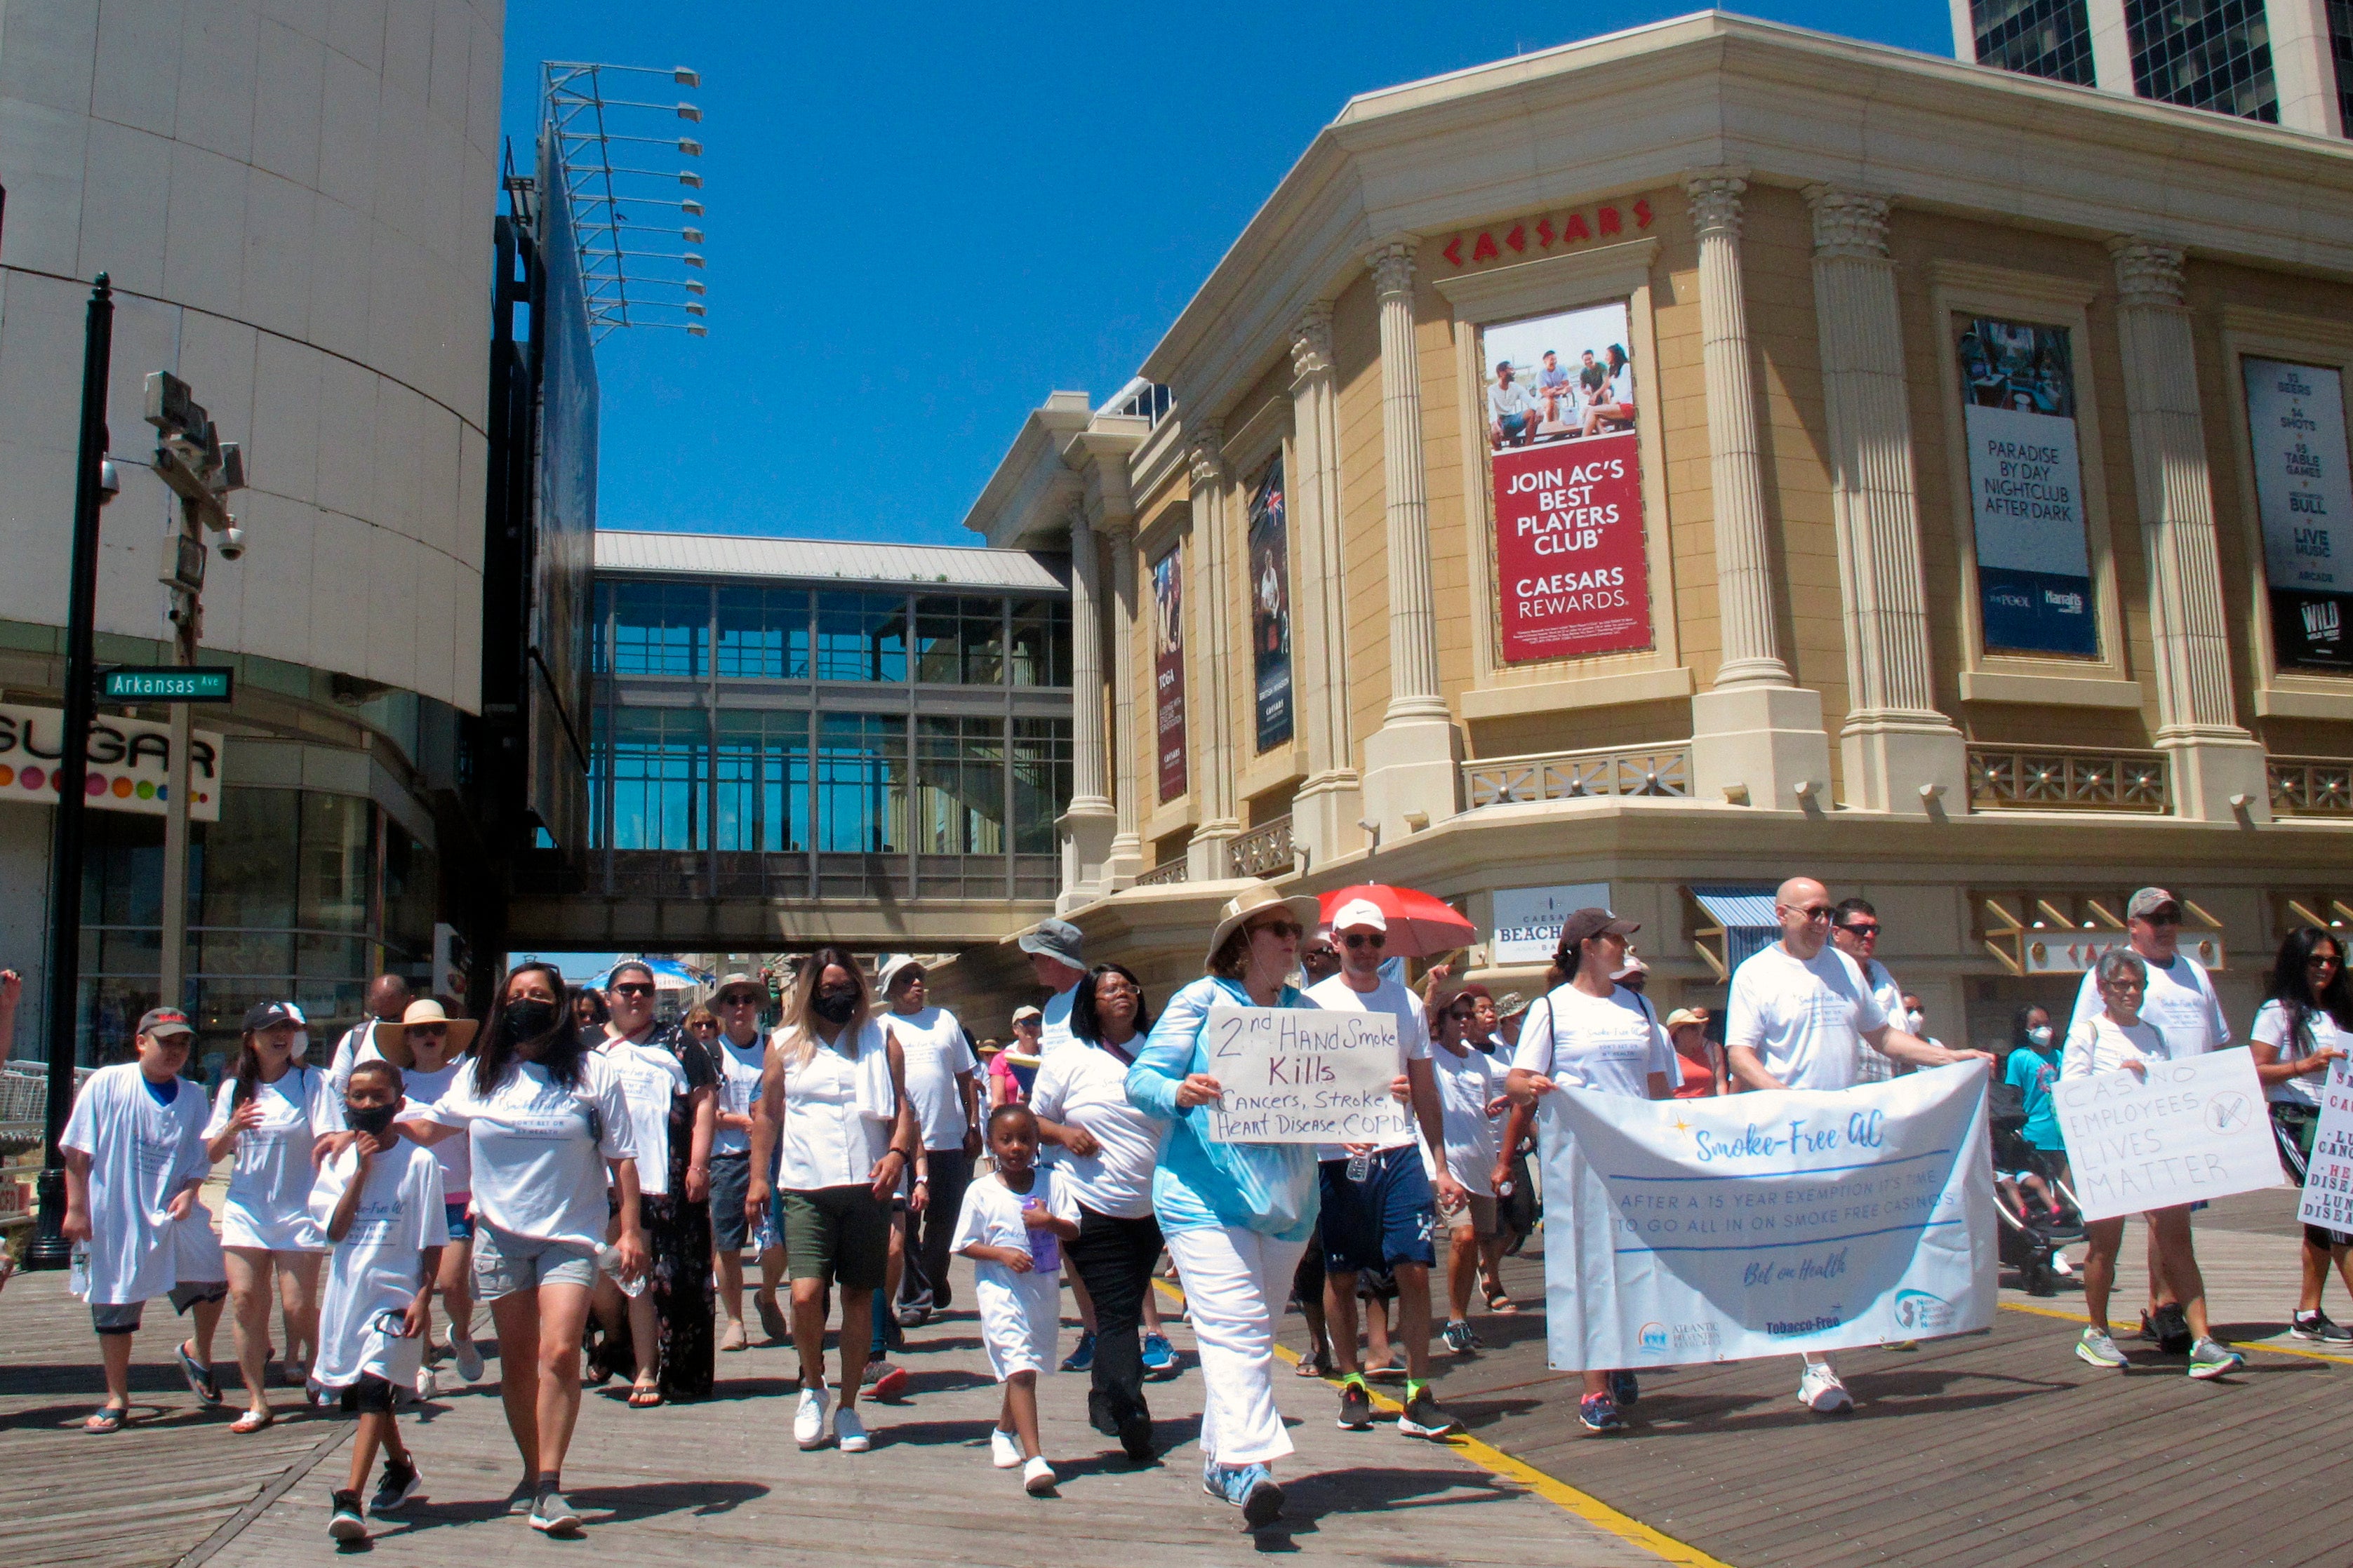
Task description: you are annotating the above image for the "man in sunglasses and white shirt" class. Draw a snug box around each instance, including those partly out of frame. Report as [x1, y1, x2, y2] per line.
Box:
[1303, 898, 1466, 1441]
[1724, 876, 1989, 1414]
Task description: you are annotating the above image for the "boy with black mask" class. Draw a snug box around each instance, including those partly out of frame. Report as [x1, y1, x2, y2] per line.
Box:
[314, 1059, 446, 1541]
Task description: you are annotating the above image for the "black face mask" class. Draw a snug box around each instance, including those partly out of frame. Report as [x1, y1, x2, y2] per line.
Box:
[345, 1101, 398, 1138]
[500, 998, 559, 1045]
[811, 989, 859, 1025]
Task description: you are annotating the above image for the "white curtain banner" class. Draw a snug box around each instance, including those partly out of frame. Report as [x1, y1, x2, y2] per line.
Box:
[1538, 1062, 1996, 1371]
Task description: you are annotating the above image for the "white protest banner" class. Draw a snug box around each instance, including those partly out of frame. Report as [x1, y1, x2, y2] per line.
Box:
[2054, 1047, 2281, 1223]
[1538, 1062, 1994, 1370]
[1201, 1005, 1411, 1146]
[2298, 1057, 2353, 1232]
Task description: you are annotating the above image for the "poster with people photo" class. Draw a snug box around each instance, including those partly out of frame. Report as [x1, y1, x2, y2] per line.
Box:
[2244, 358, 2353, 672]
[1152, 547, 1187, 801]
[1481, 300, 1652, 663]
[1956, 316, 2100, 658]
[1248, 457, 1294, 751]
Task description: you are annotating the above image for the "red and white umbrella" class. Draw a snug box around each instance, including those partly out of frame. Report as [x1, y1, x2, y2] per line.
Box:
[1317, 884, 1475, 958]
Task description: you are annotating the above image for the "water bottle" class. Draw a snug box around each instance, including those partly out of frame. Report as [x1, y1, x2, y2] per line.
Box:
[1345, 1150, 1373, 1184]
[596, 1242, 648, 1298]
[1020, 1197, 1060, 1273]
[69, 1243, 90, 1299]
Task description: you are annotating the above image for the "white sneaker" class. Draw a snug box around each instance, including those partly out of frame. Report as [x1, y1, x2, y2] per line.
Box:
[990, 1428, 1023, 1469]
[414, 1365, 438, 1401]
[1022, 1456, 1057, 1495]
[1797, 1362, 1853, 1414]
[451, 1333, 484, 1384]
[794, 1386, 832, 1449]
[834, 1405, 870, 1453]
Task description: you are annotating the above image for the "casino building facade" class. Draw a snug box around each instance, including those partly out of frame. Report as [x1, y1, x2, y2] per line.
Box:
[964, 12, 2353, 1045]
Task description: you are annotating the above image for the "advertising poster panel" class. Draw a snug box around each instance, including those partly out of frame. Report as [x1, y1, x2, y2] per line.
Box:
[1957, 316, 2099, 657]
[2244, 358, 2353, 671]
[0, 704, 222, 822]
[1482, 300, 1651, 664]
[1152, 547, 1187, 802]
[1247, 457, 1294, 751]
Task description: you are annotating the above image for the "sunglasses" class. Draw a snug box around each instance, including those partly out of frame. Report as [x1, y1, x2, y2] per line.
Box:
[1342, 932, 1385, 949]
[1788, 905, 1834, 923]
[407, 1024, 448, 1039]
[688, 1019, 719, 1031]
[1247, 919, 1305, 940]
[717, 993, 761, 1006]
[1838, 922, 1879, 938]
[2309, 954, 2342, 968]
[611, 983, 655, 998]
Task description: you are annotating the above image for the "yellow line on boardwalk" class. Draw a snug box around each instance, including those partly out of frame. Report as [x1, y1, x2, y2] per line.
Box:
[1997, 1300, 2353, 1367]
[1149, 1278, 1733, 1568]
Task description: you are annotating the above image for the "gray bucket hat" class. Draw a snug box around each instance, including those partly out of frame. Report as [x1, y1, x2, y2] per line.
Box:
[1018, 918, 1084, 968]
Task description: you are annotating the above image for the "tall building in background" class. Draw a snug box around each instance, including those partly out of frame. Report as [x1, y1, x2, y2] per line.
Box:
[1953, 0, 2352, 133]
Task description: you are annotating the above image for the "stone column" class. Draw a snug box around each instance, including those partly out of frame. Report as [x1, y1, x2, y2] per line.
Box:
[1807, 187, 1968, 815]
[1055, 506, 1118, 911]
[1286, 304, 1361, 868]
[2269, 0, 2342, 136]
[1357, 239, 1462, 845]
[2109, 239, 2270, 822]
[1102, 518, 1144, 887]
[1185, 423, 1244, 879]
[1684, 170, 1832, 808]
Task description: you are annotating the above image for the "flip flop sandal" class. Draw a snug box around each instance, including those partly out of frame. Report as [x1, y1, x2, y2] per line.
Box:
[1484, 1289, 1519, 1314]
[1293, 1351, 1332, 1379]
[230, 1409, 274, 1434]
[84, 1406, 127, 1433]
[627, 1383, 663, 1408]
[178, 1341, 222, 1405]
[756, 1297, 790, 1342]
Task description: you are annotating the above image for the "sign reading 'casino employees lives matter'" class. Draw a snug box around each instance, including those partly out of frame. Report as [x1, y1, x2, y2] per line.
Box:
[1201, 1007, 1413, 1146]
[2055, 1049, 2283, 1224]
[1482, 300, 1651, 663]
[1538, 1063, 1995, 1369]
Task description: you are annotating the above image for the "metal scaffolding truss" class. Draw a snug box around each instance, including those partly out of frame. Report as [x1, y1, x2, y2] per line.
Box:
[540, 60, 709, 342]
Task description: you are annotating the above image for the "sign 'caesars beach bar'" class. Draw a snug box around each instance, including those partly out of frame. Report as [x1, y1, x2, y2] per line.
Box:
[1539, 1063, 1995, 1369]
[1201, 1007, 1411, 1146]
[2054, 1048, 2281, 1223]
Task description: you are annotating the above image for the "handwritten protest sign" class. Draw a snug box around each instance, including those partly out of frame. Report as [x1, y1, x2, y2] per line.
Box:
[1538, 1062, 1994, 1369]
[2055, 1047, 2281, 1222]
[2298, 1057, 2353, 1232]
[1202, 1006, 1411, 1145]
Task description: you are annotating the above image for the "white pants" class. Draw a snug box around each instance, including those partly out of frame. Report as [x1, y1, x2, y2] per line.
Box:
[1163, 1224, 1306, 1468]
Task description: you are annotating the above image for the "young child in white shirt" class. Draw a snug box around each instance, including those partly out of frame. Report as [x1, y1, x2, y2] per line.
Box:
[313, 1059, 447, 1542]
[953, 1103, 1078, 1496]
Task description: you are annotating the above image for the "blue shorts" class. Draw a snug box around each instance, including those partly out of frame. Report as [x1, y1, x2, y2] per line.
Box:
[444, 1200, 474, 1243]
[1319, 1147, 1437, 1275]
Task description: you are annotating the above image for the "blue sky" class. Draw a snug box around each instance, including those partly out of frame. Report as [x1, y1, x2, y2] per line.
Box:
[500, 4, 1953, 549]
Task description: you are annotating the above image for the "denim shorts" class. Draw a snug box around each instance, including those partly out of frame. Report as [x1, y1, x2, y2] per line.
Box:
[471, 1221, 597, 1302]
[1319, 1146, 1438, 1274]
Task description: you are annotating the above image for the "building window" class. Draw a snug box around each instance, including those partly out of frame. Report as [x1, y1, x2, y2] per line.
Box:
[716, 587, 812, 678]
[815, 592, 908, 682]
[1115, 382, 1173, 427]
[611, 582, 709, 676]
[816, 712, 907, 852]
[592, 580, 613, 674]
[1971, 0, 2098, 83]
[1009, 599, 1071, 687]
[714, 709, 808, 850]
[915, 716, 1006, 855]
[604, 706, 709, 850]
[915, 596, 1005, 685]
[2330, 0, 2353, 133]
[2126, 0, 2279, 120]
[1010, 716, 1072, 855]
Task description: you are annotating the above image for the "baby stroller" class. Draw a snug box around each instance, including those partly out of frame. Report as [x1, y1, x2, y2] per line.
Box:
[1987, 1080, 2085, 1296]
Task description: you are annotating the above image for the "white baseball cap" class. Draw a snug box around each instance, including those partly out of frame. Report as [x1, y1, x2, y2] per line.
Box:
[1330, 897, 1387, 932]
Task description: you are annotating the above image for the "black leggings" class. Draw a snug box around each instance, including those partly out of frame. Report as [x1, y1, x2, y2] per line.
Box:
[1065, 1205, 1164, 1432]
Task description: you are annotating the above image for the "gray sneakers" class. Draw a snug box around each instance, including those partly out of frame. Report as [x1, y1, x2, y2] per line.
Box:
[2186, 1336, 2245, 1380]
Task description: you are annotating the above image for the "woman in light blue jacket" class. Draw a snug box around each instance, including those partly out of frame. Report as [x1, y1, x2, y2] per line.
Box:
[1128, 883, 1322, 1529]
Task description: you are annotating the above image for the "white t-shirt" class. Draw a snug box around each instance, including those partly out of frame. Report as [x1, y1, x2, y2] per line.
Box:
[2069, 952, 2227, 1058]
[602, 1040, 690, 1196]
[1422, 1043, 1505, 1195]
[334, 1044, 476, 1198]
[206, 1066, 336, 1252]
[952, 1165, 1081, 1280]
[2061, 1012, 2172, 1080]
[1852, 958, 1907, 1085]
[1305, 972, 1431, 1157]
[1029, 1039, 1167, 1219]
[327, 1021, 373, 1096]
[1725, 943, 1889, 1092]
[308, 1139, 445, 1390]
[416, 1054, 634, 1248]
[1512, 984, 1674, 1099]
[778, 1020, 896, 1191]
[2251, 1000, 2351, 1107]
[883, 1005, 978, 1151]
[712, 1033, 766, 1156]
[62, 1064, 214, 1305]
[1040, 986, 1079, 1056]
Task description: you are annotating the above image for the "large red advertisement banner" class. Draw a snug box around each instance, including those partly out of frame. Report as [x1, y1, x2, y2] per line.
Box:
[1493, 431, 1650, 661]
[1481, 299, 1653, 664]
